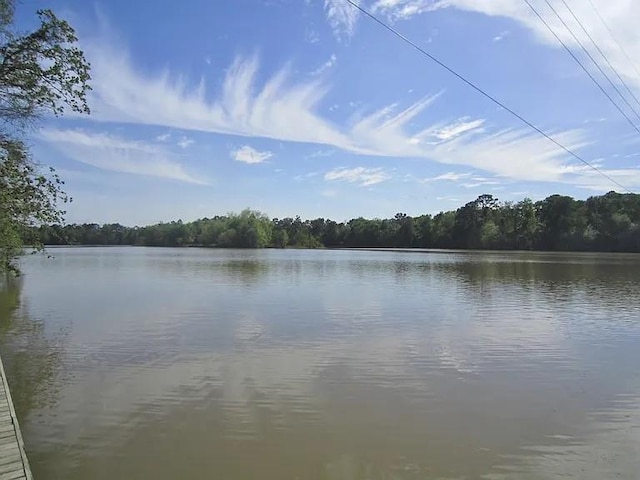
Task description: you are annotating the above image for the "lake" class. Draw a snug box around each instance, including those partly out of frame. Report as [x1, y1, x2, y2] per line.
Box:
[1, 247, 640, 479]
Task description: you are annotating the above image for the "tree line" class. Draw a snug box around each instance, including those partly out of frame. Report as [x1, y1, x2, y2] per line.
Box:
[33, 192, 640, 252]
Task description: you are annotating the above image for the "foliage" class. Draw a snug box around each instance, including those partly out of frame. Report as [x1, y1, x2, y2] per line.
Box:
[1, 138, 68, 272]
[30, 192, 640, 253]
[0, 0, 90, 274]
[0, 4, 91, 124]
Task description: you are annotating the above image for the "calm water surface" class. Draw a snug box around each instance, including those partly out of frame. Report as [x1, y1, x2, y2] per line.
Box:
[1, 247, 640, 479]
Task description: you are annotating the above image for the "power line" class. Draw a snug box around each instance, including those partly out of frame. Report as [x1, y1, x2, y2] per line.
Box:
[538, 0, 640, 126]
[342, 0, 632, 193]
[524, 0, 640, 135]
[585, 0, 640, 82]
[558, 0, 640, 112]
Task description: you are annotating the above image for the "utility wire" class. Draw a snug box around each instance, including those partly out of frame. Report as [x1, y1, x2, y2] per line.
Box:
[558, 0, 640, 112]
[585, 0, 640, 82]
[524, 0, 640, 135]
[539, 0, 640, 126]
[343, 0, 632, 193]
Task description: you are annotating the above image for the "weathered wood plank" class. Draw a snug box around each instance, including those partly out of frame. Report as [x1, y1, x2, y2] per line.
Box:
[0, 462, 23, 475]
[0, 425, 15, 435]
[0, 442, 19, 452]
[0, 355, 30, 480]
[0, 468, 25, 480]
[0, 455, 20, 468]
[0, 448, 19, 461]
[0, 439, 18, 449]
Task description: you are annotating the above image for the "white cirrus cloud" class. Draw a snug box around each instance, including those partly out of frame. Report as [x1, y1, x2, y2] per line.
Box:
[372, 0, 448, 20]
[493, 30, 510, 42]
[39, 129, 207, 185]
[305, 28, 321, 44]
[324, 0, 360, 39]
[374, 0, 640, 92]
[423, 172, 502, 188]
[424, 171, 473, 182]
[324, 166, 391, 186]
[232, 145, 273, 164]
[311, 53, 338, 76]
[177, 137, 194, 149]
[431, 118, 485, 141]
[566, 166, 640, 192]
[73, 40, 640, 192]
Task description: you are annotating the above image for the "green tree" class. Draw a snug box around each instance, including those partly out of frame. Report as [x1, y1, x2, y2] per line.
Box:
[414, 214, 432, 248]
[272, 229, 288, 248]
[432, 211, 455, 248]
[227, 210, 272, 248]
[21, 193, 640, 253]
[453, 199, 483, 248]
[536, 195, 585, 250]
[394, 213, 415, 247]
[499, 198, 538, 249]
[0, 0, 91, 273]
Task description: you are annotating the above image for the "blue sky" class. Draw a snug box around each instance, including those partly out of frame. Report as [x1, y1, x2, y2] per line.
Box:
[16, 0, 640, 225]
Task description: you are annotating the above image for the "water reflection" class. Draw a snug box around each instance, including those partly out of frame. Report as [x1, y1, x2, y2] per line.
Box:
[0, 276, 66, 418]
[3, 248, 640, 479]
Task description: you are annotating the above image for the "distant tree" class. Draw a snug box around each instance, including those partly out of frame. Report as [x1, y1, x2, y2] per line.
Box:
[432, 211, 455, 248]
[321, 220, 341, 247]
[536, 195, 584, 250]
[453, 199, 483, 249]
[22, 193, 640, 253]
[226, 210, 272, 248]
[413, 214, 432, 248]
[394, 213, 415, 247]
[272, 229, 288, 248]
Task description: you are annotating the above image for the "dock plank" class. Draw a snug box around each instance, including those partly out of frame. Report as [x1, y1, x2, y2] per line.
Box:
[0, 462, 23, 475]
[0, 470, 25, 480]
[0, 454, 20, 467]
[0, 355, 31, 480]
[0, 448, 19, 461]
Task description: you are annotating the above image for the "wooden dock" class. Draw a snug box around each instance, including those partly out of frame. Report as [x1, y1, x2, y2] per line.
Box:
[0, 356, 32, 480]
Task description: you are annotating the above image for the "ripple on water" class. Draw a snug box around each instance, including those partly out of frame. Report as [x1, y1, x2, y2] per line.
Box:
[1, 248, 639, 479]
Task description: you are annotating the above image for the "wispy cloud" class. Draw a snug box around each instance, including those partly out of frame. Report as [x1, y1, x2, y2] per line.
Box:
[177, 137, 194, 148]
[84, 48, 351, 150]
[324, 0, 359, 39]
[311, 53, 337, 76]
[423, 172, 502, 188]
[567, 167, 640, 192]
[493, 30, 510, 42]
[76, 41, 637, 191]
[461, 180, 502, 188]
[232, 145, 273, 164]
[372, 0, 447, 20]
[424, 171, 473, 182]
[156, 132, 171, 142]
[436, 195, 461, 202]
[305, 28, 321, 44]
[393, 0, 640, 92]
[306, 149, 336, 158]
[431, 118, 485, 141]
[39, 129, 207, 184]
[324, 166, 391, 186]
